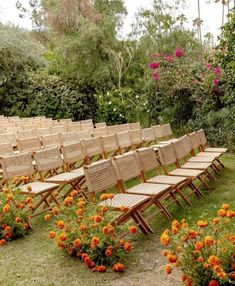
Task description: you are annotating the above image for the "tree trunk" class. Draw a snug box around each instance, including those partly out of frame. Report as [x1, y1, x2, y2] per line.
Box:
[197, 0, 202, 43]
[222, 2, 225, 25]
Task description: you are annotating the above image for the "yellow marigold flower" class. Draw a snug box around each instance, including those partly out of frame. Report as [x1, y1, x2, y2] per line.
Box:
[208, 255, 221, 267]
[160, 233, 170, 246]
[172, 220, 180, 229]
[217, 209, 227, 217]
[197, 220, 208, 228]
[167, 253, 177, 263]
[194, 241, 204, 250]
[213, 218, 220, 225]
[227, 210, 235, 218]
[197, 256, 204, 263]
[222, 204, 230, 210]
[205, 236, 216, 247]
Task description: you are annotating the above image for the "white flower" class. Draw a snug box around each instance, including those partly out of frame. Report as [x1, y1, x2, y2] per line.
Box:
[108, 101, 112, 105]
[136, 95, 139, 99]
[113, 108, 117, 111]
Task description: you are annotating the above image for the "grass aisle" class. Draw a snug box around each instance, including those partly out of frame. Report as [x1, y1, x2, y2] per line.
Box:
[0, 155, 234, 286]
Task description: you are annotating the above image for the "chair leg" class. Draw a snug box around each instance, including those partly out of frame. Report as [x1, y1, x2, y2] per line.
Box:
[189, 182, 203, 197]
[154, 199, 172, 220]
[198, 175, 211, 191]
[175, 187, 192, 206]
[131, 212, 149, 235]
[135, 210, 154, 234]
[169, 191, 183, 208]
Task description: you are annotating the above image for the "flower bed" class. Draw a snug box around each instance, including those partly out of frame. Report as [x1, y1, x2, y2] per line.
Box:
[161, 204, 235, 285]
[0, 188, 32, 246]
[47, 192, 137, 273]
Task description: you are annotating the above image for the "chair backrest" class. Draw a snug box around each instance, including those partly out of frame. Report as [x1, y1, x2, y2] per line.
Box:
[129, 129, 143, 146]
[180, 135, 192, 155]
[93, 127, 108, 137]
[39, 122, 53, 129]
[22, 124, 35, 130]
[95, 122, 106, 128]
[113, 152, 141, 182]
[76, 130, 92, 140]
[60, 132, 79, 145]
[142, 128, 155, 143]
[158, 144, 177, 166]
[17, 129, 37, 140]
[107, 125, 120, 135]
[81, 122, 93, 131]
[17, 137, 42, 153]
[129, 122, 141, 130]
[34, 147, 63, 172]
[101, 135, 119, 155]
[161, 124, 173, 137]
[0, 133, 16, 146]
[81, 119, 93, 125]
[51, 126, 66, 134]
[41, 134, 61, 148]
[82, 137, 103, 158]
[187, 132, 200, 151]
[84, 159, 118, 194]
[116, 131, 132, 149]
[0, 142, 14, 156]
[136, 147, 160, 172]
[119, 123, 130, 132]
[60, 118, 72, 124]
[196, 129, 207, 146]
[37, 128, 52, 137]
[61, 142, 85, 166]
[67, 123, 82, 132]
[172, 140, 187, 161]
[152, 125, 164, 140]
[0, 152, 34, 179]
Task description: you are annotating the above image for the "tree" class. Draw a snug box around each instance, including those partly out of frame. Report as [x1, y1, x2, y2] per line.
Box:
[197, 0, 202, 43]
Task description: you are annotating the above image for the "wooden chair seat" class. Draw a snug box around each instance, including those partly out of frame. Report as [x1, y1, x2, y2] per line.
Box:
[126, 182, 171, 196]
[98, 193, 149, 209]
[169, 168, 204, 177]
[147, 175, 187, 185]
[181, 162, 211, 170]
[188, 157, 215, 163]
[46, 172, 84, 183]
[196, 152, 221, 158]
[70, 167, 84, 177]
[204, 147, 227, 153]
[19, 182, 59, 195]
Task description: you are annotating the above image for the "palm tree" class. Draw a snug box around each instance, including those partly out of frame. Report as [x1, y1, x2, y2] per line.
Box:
[214, 0, 227, 25]
[197, 0, 202, 43]
[193, 17, 203, 42]
[176, 14, 187, 30]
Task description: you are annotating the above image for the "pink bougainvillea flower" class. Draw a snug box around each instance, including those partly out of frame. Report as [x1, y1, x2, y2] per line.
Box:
[214, 67, 221, 75]
[206, 63, 212, 71]
[213, 78, 220, 85]
[175, 48, 183, 58]
[148, 62, 160, 69]
[164, 55, 173, 63]
[152, 72, 159, 81]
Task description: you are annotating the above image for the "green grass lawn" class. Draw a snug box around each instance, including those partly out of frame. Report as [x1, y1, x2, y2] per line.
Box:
[0, 154, 234, 286]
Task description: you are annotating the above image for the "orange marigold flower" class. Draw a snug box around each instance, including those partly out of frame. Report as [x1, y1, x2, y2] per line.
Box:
[91, 237, 99, 247]
[20, 203, 26, 209]
[227, 210, 235, 218]
[77, 201, 85, 208]
[113, 262, 124, 272]
[49, 231, 56, 239]
[0, 239, 6, 246]
[188, 230, 197, 239]
[119, 239, 125, 246]
[167, 253, 177, 263]
[3, 204, 10, 213]
[232, 263, 235, 270]
[101, 206, 108, 213]
[52, 206, 59, 216]
[222, 204, 230, 210]
[203, 263, 209, 269]
[194, 241, 204, 250]
[24, 222, 30, 230]
[26, 185, 32, 192]
[172, 227, 179, 235]
[70, 190, 78, 197]
[15, 217, 22, 223]
[230, 273, 235, 280]
[3, 188, 9, 193]
[162, 250, 168, 256]
[76, 208, 84, 216]
[6, 193, 13, 201]
[119, 205, 129, 212]
[197, 220, 208, 228]
[160, 233, 170, 246]
[57, 220, 64, 229]
[21, 176, 29, 183]
[5, 226, 11, 233]
[208, 255, 221, 267]
[44, 214, 50, 222]
[99, 193, 114, 200]
[165, 265, 171, 275]
[172, 220, 180, 229]
[58, 233, 67, 241]
[63, 196, 73, 206]
[217, 271, 226, 279]
[181, 274, 187, 282]
[217, 209, 227, 217]
[205, 236, 215, 247]
[25, 197, 33, 204]
[57, 241, 66, 249]
[214, 265, 223, 273]
[105, 249, 112, 257]
[197, 256, 204, 263]
[102, 226, 110, 235]
[213, 218, 220, 225]
[123, 241, 131, 252]
[129, 226, 137, 234]
[79, 224, 86, 231]
[94, 215, 103, 223]
[97, 265, 106, 273]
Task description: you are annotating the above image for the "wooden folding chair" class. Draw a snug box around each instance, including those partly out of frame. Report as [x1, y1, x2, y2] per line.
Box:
[158, 143, 208, 195]
[0, 152, 59, 216]
[51, 125, 66, 134]
[116, 131, 132, 154]
[196, 129, 228, 154]
[84, 159, 152, 235]
[67, 123, 82, 132]
[161, 124, 173, 140]
[34, 147, 86, 200]
[112, 152, 174, 220]
[0, 133, 17, 148]
[37, 128, 52, 137]
[129, 129, 144, 149]
[82, 137, 105, 165]
[0, 142, 14, 156]
[152, 125, 164, 141]
[93, 126, 108, 137]
[76, 130, 92, 141]
[17, 137, 42, 153]
[41, 134, 61, 149]
[60, 132, 79, 145]
[17, 129, 37, 140]
[136, 147, 192, 206]
[107, 125, 120, 135]
[119, 123, 130, 132]
[142, 128, 156, 146]
[100, 134, 120, 159]
[61, 142, 86, 171]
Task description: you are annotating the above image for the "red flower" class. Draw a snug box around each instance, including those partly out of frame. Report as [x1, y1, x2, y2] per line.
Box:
[113, 262, 124, 272]
[175, 48, 183, 58]
[213, 78, 220, 86]
[214, 67, 221, 75]
[208, 280, 220, 286]
[149, 62, 160, 69]
[152, 72, 159, 81]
